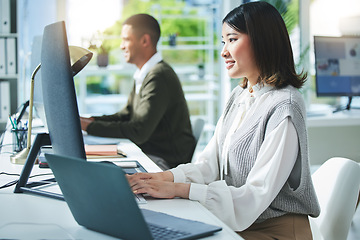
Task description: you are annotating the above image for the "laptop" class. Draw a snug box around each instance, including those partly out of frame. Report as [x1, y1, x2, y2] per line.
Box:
[45, 153, 222, 240]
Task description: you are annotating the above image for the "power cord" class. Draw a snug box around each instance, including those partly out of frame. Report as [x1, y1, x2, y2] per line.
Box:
[0, 172, 54, 189]
[0, 143, 16, 154]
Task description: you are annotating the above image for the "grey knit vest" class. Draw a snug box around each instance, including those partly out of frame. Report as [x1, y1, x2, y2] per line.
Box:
[220, 85, 320, 222]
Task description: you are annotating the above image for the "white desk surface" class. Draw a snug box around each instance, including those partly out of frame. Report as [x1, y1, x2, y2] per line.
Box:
[0, 128, 242, 240]
[307, 108, 360, 128]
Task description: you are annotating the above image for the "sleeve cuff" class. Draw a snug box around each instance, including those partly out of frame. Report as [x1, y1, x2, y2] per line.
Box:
[189, 183, 208, 204]
[170, 167, 186, 183]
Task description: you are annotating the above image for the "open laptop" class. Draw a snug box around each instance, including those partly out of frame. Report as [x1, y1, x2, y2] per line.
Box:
[45, 153, 222, 240]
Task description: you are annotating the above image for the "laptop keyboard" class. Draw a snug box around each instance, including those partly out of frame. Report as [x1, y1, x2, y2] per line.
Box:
[148, 223, 191, 240]
[134, 193, 147, 204]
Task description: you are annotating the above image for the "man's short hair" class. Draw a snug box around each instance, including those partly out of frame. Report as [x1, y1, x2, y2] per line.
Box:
[123, 14, 161, 47]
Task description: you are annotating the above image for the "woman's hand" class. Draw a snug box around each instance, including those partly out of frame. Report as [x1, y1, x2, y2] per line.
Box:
[127, 171, 174, 183]
[126, 171, 190, 199]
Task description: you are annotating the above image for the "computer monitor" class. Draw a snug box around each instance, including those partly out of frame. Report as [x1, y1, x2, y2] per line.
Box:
[40, 21, 86, 159]
[14, 21, 88, 198]
[314, 36, 360, 111]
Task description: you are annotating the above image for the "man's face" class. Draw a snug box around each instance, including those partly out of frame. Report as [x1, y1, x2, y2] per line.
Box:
[120, 24, 143, 66]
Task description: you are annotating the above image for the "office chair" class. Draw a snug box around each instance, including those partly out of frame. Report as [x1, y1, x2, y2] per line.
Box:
[191, 118, 205, 163]
[309, 157, 360, 240]
[192, 118, 205, 143]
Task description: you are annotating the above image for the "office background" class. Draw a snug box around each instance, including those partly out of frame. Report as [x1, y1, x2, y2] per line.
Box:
[0, 1, 359, 239]
[1, 0, 360, 164]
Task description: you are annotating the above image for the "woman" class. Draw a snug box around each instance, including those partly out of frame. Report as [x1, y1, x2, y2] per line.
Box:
[127, 2, 320, 239]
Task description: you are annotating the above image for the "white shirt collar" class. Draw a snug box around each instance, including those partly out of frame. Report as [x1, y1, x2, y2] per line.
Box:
[134, 52, 162, 93]
[251, 83, 274, 98]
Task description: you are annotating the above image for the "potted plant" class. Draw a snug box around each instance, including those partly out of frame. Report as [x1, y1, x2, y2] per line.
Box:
[88, 33, 112, 67]
[95, 44, 110, 67]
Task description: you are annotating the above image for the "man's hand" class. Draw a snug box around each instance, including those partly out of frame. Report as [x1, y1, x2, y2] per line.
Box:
[80, 117, 94, 131]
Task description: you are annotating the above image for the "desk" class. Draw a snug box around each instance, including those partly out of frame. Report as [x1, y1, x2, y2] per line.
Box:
[0, 128, 242, 239]
[307, 109, 360, 165]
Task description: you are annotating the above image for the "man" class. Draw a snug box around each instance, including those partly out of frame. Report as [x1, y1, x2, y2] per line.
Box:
[81, 14, 196, 170]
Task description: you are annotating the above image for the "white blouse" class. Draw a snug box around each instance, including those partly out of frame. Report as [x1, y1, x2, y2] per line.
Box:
[170, 84, 299, 231]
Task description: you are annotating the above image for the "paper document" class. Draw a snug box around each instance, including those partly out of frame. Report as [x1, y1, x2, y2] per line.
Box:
[85, 144, 127, 158]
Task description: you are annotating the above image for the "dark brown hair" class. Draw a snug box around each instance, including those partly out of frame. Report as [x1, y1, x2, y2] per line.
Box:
[123, 13, 161, 48]
[223, 1, 306, 89]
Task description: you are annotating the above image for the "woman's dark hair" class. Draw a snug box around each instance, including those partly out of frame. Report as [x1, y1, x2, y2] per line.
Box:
[223, 1, 306, 89]
[123, 14, 161, 48]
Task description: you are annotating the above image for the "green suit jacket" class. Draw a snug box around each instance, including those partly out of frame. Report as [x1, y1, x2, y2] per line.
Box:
[87, 61, 196, 167]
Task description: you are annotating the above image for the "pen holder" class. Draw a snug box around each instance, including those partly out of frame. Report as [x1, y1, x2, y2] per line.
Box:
[11, 128, 28, 152]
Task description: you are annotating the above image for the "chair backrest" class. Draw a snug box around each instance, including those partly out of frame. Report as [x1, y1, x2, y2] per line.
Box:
[190, 118, 205, 163]
[192, 118, 205, 143]
[309, 157, 360, 240]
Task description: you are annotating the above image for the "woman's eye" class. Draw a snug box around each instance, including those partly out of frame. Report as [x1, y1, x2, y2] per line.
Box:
[229, 38, 236, 42]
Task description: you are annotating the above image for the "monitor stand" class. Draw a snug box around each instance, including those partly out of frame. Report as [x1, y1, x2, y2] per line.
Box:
[13, 133, 64, 200]
[333, 96, 360, 113]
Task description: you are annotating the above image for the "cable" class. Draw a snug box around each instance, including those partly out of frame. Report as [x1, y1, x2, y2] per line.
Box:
[0, 172, 21, 189]
[0, 172, 54, 189]
[0, 179, 18, 189]
[16, 100, 30, 125]
[0, 151, 17, 154]
[0, 142, 17, 155]
[0, 172, 20, 177]
[0, 143, 16, 149]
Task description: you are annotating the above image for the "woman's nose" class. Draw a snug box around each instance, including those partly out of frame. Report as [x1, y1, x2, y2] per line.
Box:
[221, 46, 229, 58]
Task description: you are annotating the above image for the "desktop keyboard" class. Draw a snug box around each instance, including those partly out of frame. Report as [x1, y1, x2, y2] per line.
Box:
[148, 223, 191, 240]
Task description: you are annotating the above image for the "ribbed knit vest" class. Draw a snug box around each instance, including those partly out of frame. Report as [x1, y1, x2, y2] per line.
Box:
[220, 85, 320, 222]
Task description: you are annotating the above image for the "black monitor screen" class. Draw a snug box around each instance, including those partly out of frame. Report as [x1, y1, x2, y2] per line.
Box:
[314, 36, 360, 97]
[40, 21, 86, 160]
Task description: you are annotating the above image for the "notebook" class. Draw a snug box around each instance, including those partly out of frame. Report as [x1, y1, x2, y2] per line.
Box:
[85, 144, 127, 158]
[44, 153, 222, 240]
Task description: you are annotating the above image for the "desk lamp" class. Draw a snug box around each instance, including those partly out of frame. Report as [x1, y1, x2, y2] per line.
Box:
[10, 46, 93, 164]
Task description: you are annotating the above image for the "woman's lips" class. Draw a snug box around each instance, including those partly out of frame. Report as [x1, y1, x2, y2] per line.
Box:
[225, 60, 235, 69]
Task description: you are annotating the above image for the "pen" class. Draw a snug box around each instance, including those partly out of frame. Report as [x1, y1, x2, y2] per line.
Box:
[9, 115, 16, 129]
[14, 118, 18, 129]
[117, 149, 127, 157]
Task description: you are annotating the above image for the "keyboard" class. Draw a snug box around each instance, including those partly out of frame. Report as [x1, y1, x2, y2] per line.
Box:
[134, 193, 147, 204]
[148, 223, 191, 240]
